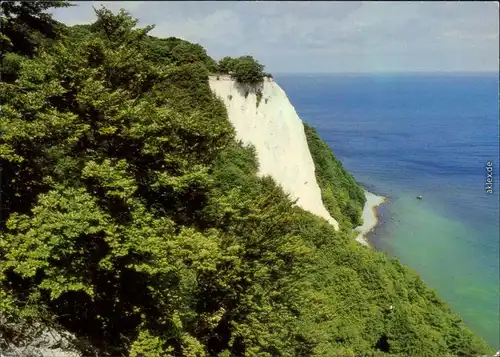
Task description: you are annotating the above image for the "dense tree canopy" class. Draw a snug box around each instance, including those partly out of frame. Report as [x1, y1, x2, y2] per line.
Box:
[218, 56, 238, 74]
[0, 3, 493, 357]
[1, 0, 70, 56]
[0, 0, 71, 83]
[217, 55, 267, 85]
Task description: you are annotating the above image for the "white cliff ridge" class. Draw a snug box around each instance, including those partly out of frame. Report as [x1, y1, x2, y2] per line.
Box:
[209, 75, 339, 231]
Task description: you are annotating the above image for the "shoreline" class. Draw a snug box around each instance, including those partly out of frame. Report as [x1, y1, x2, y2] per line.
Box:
[354, 190, 387, 247]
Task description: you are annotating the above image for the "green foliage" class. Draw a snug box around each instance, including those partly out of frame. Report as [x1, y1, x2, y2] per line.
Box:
[0, 0, 71, 83]
[91, 7, 153, 44]
[0, 1, 71, 57]
[130, 330, 170, 357]
[0, 52, 24, 83]
[256, 90, 263, 108]
[171, 41, 218, 72]
[0, 5, 493, 357]
[218, 55, 267, 85]
[0, 7, 232, 355]
[139, 35, 217, 72]
[232, 56, 265, 85]
[304, 123, 366, 229]
[67, 23, 93, 39]
[218, 56, 237, 73]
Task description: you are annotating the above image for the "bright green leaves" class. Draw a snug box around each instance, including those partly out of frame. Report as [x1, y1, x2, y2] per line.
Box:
[1, 104, 80, 144]
[39, 275, 94, 301]
[129, 329, 169, 357]
[82, 159, 137, 201]
[0, 187, 107, 301]
[76, 76, 115, 113]
[16, 53, 57, 86]
[154, 165, 209, 193]
[3, 187, 107, 249]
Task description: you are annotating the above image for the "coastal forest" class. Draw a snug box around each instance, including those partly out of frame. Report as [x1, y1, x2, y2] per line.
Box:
[0, 2, 494, 356]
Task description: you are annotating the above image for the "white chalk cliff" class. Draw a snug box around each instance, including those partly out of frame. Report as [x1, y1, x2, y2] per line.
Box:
[209, 75, 339, 231]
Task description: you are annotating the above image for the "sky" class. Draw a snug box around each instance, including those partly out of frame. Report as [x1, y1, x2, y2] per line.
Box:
[50, 1, 499, 74]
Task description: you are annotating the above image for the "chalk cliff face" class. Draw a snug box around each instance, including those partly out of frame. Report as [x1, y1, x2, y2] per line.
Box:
[209, 75, 339, 231]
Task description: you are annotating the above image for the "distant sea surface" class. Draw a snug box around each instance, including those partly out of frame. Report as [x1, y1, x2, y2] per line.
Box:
[275, 73, 500, 349]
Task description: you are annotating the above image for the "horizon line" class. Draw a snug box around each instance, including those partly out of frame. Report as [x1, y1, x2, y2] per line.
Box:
[272, 70, 499, 75]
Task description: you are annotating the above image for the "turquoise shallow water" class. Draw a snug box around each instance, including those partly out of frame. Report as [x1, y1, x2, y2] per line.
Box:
[372, 183, 499, 348]
[276, 73, 500, 349]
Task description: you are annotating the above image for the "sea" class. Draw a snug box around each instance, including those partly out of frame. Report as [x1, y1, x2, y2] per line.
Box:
[275, 73, 500, 350]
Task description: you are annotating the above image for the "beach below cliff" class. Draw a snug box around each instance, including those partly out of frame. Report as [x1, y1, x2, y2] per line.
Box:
[355, 190, 386, 246]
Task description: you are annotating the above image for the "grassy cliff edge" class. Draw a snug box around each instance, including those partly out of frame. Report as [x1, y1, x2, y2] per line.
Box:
[304, 123, 366, 230]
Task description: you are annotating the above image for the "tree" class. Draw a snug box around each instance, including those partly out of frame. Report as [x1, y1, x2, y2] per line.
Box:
[0, 7, 233, 355]
[0, 0, 72, 82]
[171, 42, 218, 72]
[218, 56, 237, 74]
[0, 1, 71, 54]
[232, 56, 265, 85]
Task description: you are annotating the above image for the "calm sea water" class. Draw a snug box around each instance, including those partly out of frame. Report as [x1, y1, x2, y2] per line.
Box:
[275, 73, 500, 349]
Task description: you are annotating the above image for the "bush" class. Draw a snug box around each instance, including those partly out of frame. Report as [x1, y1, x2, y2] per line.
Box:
[0, 52, 24, 83]
[256, 90, 263, 108]
[218, 56, 237, 73]
[232, 55, 265, 85]
[142, 36, 217, 72]
[218, 55, 268, 85]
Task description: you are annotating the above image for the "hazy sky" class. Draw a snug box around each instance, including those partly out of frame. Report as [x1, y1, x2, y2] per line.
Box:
[51, 1, 499, 73]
